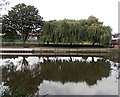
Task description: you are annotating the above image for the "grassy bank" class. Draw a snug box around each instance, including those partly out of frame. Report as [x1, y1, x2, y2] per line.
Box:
[1, 42, 106, 48]
[1, 42, 101, 45]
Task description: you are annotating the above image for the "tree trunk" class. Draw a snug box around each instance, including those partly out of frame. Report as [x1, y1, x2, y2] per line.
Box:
[92, 42, 95, 45]
[70, 56, 72, 62]
[70, 42, 72, 46]
[23, 40, 28, 48]
[92, 57, 95, 62]
[47, 41, 49, 45]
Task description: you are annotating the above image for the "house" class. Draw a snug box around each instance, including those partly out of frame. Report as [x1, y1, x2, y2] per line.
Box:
[111, 33, 120, 48]
[27, 32, 41, 42]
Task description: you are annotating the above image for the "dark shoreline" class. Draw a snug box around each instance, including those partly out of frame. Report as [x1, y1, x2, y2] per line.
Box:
[1, 43, 107, 48]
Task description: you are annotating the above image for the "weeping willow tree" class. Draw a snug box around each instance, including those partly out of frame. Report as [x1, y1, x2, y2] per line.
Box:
[40, 16, 112, 46]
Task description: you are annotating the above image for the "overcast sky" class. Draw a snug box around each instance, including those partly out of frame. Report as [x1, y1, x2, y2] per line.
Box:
[3, 0, 119, 34]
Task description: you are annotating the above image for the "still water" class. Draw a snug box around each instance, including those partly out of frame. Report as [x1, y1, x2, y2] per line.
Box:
[0, 55, 119, 96]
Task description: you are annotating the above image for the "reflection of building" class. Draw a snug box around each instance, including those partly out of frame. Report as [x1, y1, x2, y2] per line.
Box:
[111, 33, 120, 48]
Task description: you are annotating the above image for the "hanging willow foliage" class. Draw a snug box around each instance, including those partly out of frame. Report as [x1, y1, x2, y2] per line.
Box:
[40, 16, 112, 45]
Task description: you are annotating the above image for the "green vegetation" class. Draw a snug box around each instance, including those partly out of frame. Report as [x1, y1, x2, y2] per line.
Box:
[41, 16, 112, 46]
[2, 3, 112, 47]
[2, 3, 43, 44]
[1, 41, 101, 45]
[1, 42, 40, 44]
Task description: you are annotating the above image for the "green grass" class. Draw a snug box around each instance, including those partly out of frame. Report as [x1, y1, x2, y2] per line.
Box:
[1, 42, 41, 44]
[1, 42, 101, 45]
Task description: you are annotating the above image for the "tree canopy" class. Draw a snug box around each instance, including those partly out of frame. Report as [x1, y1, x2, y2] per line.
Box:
[41, 16, 112, 45]
[2, 3, 43, 42]
[2, 3, 112, 46]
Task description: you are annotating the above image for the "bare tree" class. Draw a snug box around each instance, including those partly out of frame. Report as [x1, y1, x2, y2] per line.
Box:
[0, 0, 9, 10]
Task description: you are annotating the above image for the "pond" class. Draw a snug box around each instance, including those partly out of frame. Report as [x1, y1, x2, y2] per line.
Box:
[0, 55, 119, 96]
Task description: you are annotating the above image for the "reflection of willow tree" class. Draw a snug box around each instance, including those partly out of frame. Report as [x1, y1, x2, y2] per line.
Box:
[40, 58, 110, 85]
[20, 56, 29, 69]
[2, 56, 111, 96]
[82, 56, 88, 61]
[2, 58, 42, 96]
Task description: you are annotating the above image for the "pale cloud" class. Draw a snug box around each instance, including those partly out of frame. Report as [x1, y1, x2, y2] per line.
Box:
[39, 77, 118, 95]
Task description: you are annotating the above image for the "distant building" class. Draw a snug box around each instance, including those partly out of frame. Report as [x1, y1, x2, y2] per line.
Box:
[112, 33, 120, 39]
[27, 32, 41, 42]
[112, 33, 120, 43]
[111, 33, 120, 48]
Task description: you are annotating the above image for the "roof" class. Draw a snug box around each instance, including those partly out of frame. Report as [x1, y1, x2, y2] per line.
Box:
[112, 33, 120, 35]
[112, 33, 120, 40]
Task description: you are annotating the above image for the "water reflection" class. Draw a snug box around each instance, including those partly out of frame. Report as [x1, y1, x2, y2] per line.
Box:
[40, 58, 110, 85]
[1, 56, 118, 96]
